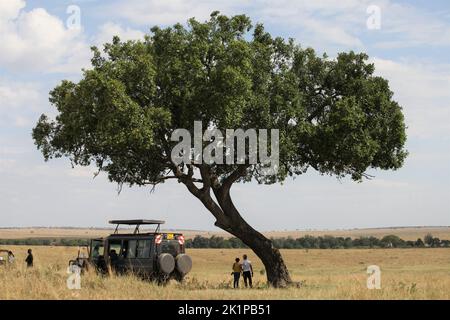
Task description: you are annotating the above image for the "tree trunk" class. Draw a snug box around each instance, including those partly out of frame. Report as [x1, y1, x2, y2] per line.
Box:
[223, 218, 292, 288]
[213, 186, 292, 288]
[178, 165, 292, 287]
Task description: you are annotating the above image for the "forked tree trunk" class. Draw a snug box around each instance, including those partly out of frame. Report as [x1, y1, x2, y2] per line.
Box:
[178, 165, 292, 287]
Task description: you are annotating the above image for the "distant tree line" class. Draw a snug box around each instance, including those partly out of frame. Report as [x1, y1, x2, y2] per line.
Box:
[0, 238, 88, 246]
[184, 233, 450, 249]
[0, 233, 448, 249]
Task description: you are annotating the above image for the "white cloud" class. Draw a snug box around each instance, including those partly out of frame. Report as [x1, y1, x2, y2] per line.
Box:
[0, 0, 90, 73]
[372, 58, 450, 138]
[106, 0, 450, 51]
[0, 145, 28, 156]
[0, 0, 25, 23]
[0, 79, 44, 128]
[366, 178, 411, 189]
[107, 0, 365, 50]
[14, 116, 31, 127]
[0, 159, 16, 173]
[94, 22, 145, 47]
[374, 2, 450, 48]
[0, 81, 40, 109]
[67, 166, 98, 178]
[107, 0, 228, 26]
[254, 0, 450, 49]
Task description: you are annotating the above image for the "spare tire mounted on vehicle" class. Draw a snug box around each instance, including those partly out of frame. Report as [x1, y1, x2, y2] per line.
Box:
[158, 253, 175, 274]
[176, 254, 192, 274]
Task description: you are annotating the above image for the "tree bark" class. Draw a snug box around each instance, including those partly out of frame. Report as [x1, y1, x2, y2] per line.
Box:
[213, 184, 292, 288]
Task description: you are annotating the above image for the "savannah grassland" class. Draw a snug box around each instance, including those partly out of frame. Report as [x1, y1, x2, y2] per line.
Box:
[1, 246, 449, 300]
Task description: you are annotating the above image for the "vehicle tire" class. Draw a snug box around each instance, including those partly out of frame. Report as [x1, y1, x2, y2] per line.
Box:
[173, 270, 185, 283]
[156, 274, 170, 286]
[175, 254, 192, 275]
[157, 253, 175, 274]
[82, 260, 90, 272]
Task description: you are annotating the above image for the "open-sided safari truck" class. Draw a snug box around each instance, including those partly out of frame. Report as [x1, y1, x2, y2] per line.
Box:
[69, 219, 192, 283]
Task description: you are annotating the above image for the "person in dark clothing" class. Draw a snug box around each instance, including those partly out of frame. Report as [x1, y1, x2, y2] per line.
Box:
[109, 249, 118, 261]
[231, 257, 242, 288]
[25, 249, 33, 267]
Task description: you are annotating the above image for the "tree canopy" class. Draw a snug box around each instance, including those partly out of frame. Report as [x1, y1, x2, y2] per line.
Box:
[33, 11, 407, 188]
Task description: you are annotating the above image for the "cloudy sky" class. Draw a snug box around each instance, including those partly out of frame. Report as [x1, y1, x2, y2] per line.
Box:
[0, 0, 449, 231]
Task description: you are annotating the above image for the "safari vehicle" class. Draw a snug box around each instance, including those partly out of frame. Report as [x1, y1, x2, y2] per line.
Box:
[69, 219, 192, 283]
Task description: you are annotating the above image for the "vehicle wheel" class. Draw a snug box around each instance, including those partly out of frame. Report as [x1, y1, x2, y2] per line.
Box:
[156, 274, 170, 286]
[157, 253, 175, 274]
[173, 270, 185, 283]
[175, 254, 192, 275]
[82, 260, 90, 273]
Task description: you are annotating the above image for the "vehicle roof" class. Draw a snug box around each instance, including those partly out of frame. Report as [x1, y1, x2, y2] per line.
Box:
[90, 232, 183, 240]
[109, 219, 165, 225]
[107, 232, 182, 238]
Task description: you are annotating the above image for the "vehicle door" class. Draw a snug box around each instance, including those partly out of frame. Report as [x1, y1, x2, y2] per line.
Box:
[122, 237, 154, 276]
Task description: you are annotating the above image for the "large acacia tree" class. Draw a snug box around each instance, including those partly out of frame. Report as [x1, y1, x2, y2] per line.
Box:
[33, 12, 407, 287]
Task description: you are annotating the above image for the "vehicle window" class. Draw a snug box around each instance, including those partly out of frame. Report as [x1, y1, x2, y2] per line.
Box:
[91, 240, 104, 259]
[136, 240, 151, 258]
[161, 240, 180, 256]
[123, 240, 137, 258]
[108, 240, 122, 260]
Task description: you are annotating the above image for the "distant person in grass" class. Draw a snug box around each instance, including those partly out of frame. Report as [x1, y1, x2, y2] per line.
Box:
[231, 257, 242, 288]
[242, 254, 253, 288]
[25, 249, 33, 267]
[8, 251, 15, 264]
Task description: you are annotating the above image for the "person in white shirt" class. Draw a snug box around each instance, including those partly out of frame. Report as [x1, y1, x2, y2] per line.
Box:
[241, 254, 253, 288]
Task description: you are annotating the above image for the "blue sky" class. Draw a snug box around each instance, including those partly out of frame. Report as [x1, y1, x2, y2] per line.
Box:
[0, 0, 449, 231]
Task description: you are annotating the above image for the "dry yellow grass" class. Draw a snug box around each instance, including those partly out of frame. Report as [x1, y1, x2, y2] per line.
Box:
[1, 226, 449, 240]
[1, 246, 449, 299]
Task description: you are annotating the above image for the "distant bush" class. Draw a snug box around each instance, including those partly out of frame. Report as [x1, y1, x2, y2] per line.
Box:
[185, 236, 246, 249]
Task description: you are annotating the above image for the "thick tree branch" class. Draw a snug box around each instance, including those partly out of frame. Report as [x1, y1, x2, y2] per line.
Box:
[221, 165, 249, 192]
[169, 162, 231, 230]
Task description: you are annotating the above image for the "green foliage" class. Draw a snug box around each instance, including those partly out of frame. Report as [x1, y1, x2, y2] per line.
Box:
[183, 234, 449, 249]
[380, 234, 405, 247]
[415, 238, 425, 247]
[2, 235, 448, 249]
[33, 12, 407, 187]
[424, 233, 434, 246]
[0, 238, 88, 246]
